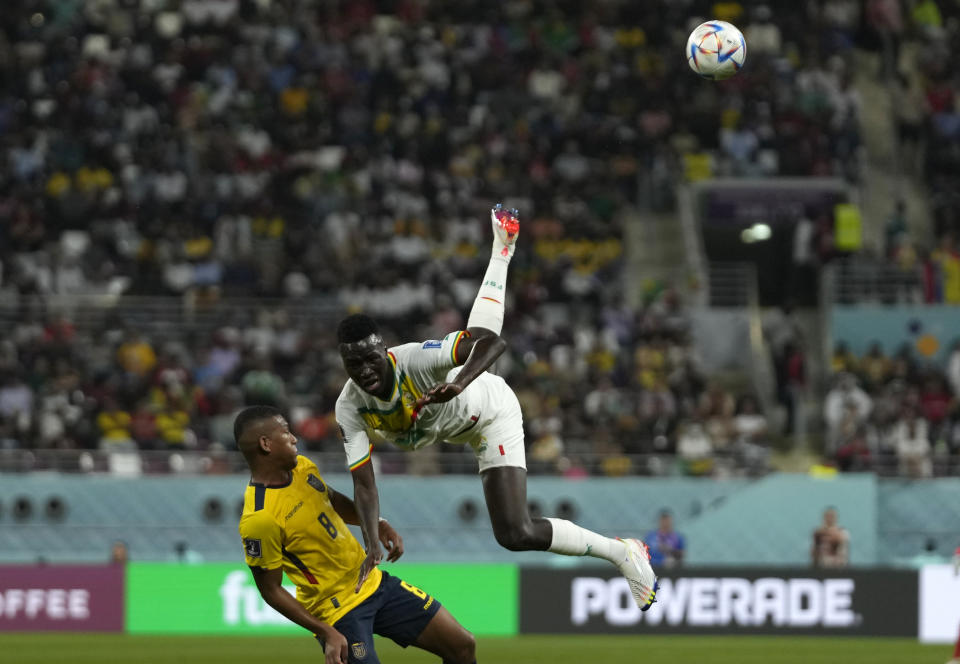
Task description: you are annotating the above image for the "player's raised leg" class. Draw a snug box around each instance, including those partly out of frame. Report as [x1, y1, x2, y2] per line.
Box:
[480, 464, 658, 611]
[466, 204, 657, 611]
[464, 204, 519, 336]
[480, 465, 552, 551]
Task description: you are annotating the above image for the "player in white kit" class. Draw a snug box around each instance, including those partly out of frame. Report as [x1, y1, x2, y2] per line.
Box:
[335, 205, 657, 611]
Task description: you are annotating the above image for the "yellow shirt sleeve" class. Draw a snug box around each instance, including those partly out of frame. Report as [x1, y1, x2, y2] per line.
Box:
[240, 510, 283, 569]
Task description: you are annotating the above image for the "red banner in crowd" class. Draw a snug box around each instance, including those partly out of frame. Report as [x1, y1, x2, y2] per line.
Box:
[0, 565, 124, 632]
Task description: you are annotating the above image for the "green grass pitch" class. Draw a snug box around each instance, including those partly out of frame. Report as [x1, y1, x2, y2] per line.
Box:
[0, 634, 947, 664]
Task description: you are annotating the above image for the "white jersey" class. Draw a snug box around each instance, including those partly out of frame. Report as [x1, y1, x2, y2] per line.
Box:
[336, 331, 514, 470]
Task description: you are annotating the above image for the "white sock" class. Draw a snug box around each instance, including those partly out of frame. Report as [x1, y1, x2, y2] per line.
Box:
[466, 255, 510, 334]
[546, 518, 627, 565]
[491, 231, 516, 261]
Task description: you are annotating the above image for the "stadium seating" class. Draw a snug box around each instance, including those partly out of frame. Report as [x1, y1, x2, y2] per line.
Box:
[0, 1, 955, 480]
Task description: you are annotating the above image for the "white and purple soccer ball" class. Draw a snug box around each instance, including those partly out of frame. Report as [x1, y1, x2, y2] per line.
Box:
[686, 20, 746, 81]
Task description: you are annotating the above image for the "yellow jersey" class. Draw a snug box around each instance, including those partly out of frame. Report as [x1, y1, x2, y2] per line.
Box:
[238, 455, 382, 624]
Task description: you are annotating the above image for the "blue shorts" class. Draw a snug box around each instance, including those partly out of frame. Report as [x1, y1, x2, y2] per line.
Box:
[316, 571, 442, 664]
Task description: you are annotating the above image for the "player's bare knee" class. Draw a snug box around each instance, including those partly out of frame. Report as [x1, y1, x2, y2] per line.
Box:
[493, 522, 538, 551]
[450, 632, 476, 664]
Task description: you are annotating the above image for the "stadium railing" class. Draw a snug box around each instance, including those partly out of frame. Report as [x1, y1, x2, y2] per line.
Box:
[827, 258, 922, 305]
[0, 448, 775, 478]
[0, 293, 343, 335]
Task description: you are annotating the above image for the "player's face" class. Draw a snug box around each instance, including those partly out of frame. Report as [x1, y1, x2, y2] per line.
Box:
[266, 416, 298, 470]
[339, 335, 392, 398]
[659, 514, 672, 532]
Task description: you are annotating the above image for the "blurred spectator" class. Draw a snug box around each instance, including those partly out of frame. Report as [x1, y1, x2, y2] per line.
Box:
[948, 341, 960, 398]
[110, 540, 129, 566]
[836, 425, 873, 472]
[744, 5, 782, 57]
[241, 356, 286, 408]
[676, 419, 714, 476]
[699, 382, 735, 452]
[97, 398, 136, 451]
[0, 372, 33, 439]
[824, 373, 873, 452]
[933, 234, 960, 304]
[831, 342, 859, 374]
[859, 342, 891, 392]
[891, 407, 932, 478]
[911, 0, 943, 39]
[811, 507, 850, 568]
[169, 540, 204, 565]
[155, 402, 193, 449]
[866, 0, 904, 78]
[732, 395, 770, 474]
[117, 333, 157, 378]
[644, 509, 685, 568]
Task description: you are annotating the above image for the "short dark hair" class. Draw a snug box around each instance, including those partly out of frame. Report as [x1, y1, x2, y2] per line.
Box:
[337, 314, 379, 344]
[233, 405, 282, 445]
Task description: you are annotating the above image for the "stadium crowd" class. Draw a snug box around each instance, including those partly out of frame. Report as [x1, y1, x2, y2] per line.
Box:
[0, 283, 775, 477]
[814, 1, 960, 478]
[833, 1, 960, 306]
[826, 339, 960, 477]
[0, 1, 928, 476]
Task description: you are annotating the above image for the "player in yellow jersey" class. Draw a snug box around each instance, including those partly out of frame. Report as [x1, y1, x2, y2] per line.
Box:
[235, 406, 477, 664]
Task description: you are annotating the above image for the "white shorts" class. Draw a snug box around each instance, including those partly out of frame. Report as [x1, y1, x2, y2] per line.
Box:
[465, 382, 526, 473]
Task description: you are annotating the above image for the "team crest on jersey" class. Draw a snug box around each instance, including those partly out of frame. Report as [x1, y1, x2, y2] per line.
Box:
[244, 538, 262, 558]
[351, 642, 367, 659]
[307, 474, 326, 493]
[422, 340, 442, 349]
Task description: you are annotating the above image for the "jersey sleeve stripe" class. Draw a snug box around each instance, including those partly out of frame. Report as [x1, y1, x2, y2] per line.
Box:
[254, 484, 266, 511]
[386, 352, 400, 399]
[349, 444, 373, 471]
[451, 330, 469, 365]
[282, 547, 319, 584]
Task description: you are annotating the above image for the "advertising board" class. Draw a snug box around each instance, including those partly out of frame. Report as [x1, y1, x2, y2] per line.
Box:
[520, 566, 917, 637]
[0, 565, 124, 632]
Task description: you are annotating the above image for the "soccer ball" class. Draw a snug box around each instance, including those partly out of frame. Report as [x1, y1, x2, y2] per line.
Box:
[686, 20, 746, 80]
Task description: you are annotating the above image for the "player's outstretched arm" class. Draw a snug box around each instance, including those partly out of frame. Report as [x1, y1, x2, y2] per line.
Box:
[351, 462, 385, 590]
[330, 486, 404, 562]
[413, 329, 507, 412]
[250, 566, 348, 664]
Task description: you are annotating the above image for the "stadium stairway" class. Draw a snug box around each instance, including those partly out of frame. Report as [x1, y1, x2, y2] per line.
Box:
[851, 49, 932, 253]
[624, 210, 694, 309]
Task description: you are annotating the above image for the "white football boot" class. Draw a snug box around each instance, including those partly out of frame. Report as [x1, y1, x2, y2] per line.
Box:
[491, 204, 520, 259]
[617, 537, 659, 611]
